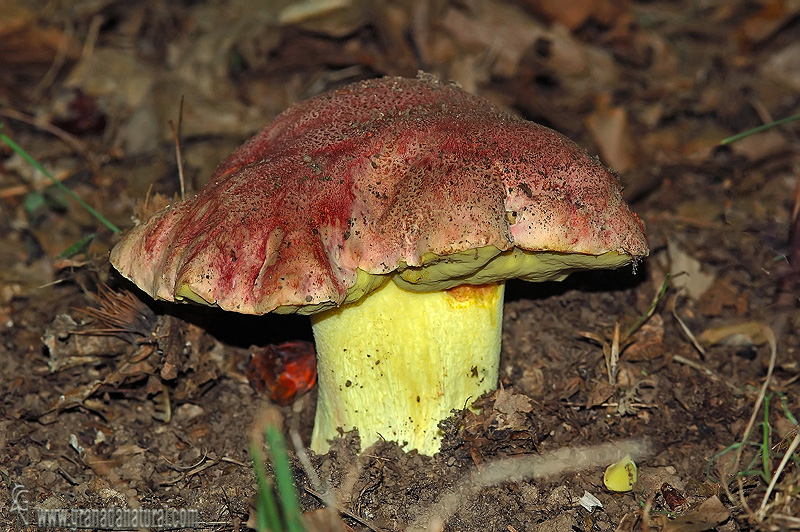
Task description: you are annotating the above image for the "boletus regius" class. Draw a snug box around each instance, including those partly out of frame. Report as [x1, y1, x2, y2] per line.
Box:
[110, 74, 648, 455]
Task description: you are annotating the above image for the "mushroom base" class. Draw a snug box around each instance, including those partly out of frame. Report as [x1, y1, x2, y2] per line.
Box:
[310, 280, 505, 455]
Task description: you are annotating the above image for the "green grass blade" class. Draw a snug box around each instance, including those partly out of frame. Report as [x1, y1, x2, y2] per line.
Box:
[58, 233, 96, 259]
[719, 113, 800, 145]
[0, 128, 120, 234]
[778, 393, 798, 427]
[265, 425, 304, 532]
[250, 442, 284, 532]
[761, 395, 772, 483]
[624, 273, 670, 339]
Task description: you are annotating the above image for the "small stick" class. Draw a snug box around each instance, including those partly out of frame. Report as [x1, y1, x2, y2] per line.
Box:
[302, 484, 380, 532]
[0, 108, 89, 160]
[760, 430, 800, 513]
[0, 167, 74, 199]
[168, 96, 186, 199]
[730, 325, 777, 524]
[609, 322, 620, 385]
[290, 430, 336, 510]
[670, 293, 707, 358]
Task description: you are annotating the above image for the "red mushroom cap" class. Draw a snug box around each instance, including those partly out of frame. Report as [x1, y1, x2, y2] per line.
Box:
[111, 74, 647, 314]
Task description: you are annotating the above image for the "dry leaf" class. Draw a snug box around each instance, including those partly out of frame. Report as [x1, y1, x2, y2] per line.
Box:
[586, 381, 616, 409]
[624, 314, 665, 361]
[737, 0, 800, 47]
[0, 0, 79, 65]
[668, 240, 716, 300]
[698, 321, 771, 347]
[439, 1, 547, 79]
[661, 495, 729, 532]
[494, 389, 533, 415]
[585, 97, 636, 173]
[518, 0, 631, 31]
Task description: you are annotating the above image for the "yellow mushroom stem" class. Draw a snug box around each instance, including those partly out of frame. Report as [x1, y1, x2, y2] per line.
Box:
[310, 279, 505, 455]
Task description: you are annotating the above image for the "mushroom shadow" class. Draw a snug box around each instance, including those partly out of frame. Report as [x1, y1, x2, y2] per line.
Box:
[112, 263, 648, 348]
[110, 274, 313, 349]
[504, 261, 649, 303]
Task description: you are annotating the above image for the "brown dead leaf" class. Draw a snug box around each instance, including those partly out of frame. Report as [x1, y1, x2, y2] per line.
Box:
[517, 0, 631, 32]
[736, 0, 800, 47]
[668, 240, 716, 300]
[0, 0, 80, 65]
[729, 128, 791, 162]
[66, 47, 162, 155]
[133, 192, 178, 224]
[697, 277, 740, 317]
[52, 257, 91, 270]
[640, 120, 730, 162]
[491, 390, 534, 432]
[586, 380, 616, 409]
[438, 1, 547, 80]
[559, 375, 583, 400]
[278, 0, 369, 37]
[698, 321, 772, 348]
[300, 508, 348, 532]
[675, 199, 724, 226]
[111, 444, 147, 457]
[43, 314, 131, 372]
[661, 495, 729, 532]
[661, 483, 688, 511]
[517, 367, 545, 397]
[585, 96, 636, 173]
[614, 512, 639, 532]
[461, 390, 540, 462]
[636, 466, 686, 499]
[761, 40, 800, 90]
[494, 389, 533, 415]
[39, 380, 103, 424]
[624, 314, 665, 361]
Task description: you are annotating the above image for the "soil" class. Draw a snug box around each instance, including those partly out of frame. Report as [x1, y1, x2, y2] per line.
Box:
[1, 1, 799, 531]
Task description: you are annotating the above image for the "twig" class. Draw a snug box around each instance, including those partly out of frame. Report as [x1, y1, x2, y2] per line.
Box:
[162, 450, 209, 472]
[730, 324, 778, 525]
[642, 495, 653, 532]
[670, 293, 707, 358]
[0, 166, 75, 199]
[760, 430, 800, 513]
[220, 456, 250, 467]
[302, 484, 381, 532]
[624, 273, 670, 339]
[0, 108, 89, 159]
[33, 19, 80, 101]
[608, 322, 620, 385]
[168, 96, 186, 199]
[411, 439, 650, 530]
[290, 430, 336, 511]
[671, 354, 738, 393]
[79, 14, 102, 65]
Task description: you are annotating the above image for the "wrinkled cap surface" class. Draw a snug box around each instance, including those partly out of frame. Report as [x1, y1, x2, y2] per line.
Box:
[111, 74, 648, 314]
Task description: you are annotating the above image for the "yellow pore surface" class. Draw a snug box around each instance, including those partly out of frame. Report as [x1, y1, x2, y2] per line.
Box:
[310, 279, 505, 455]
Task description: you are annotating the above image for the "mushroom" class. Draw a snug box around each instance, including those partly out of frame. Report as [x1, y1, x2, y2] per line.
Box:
[110, 74, 648, 455]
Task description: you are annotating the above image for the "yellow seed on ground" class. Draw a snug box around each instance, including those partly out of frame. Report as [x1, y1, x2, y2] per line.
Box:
[603, 453, 638, 492]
